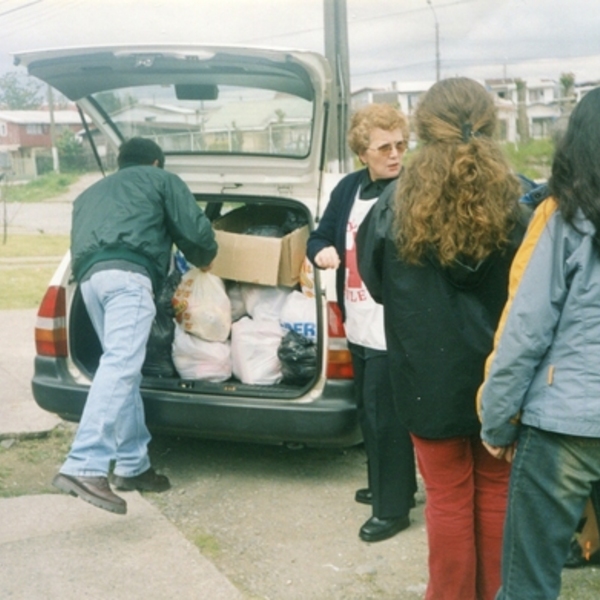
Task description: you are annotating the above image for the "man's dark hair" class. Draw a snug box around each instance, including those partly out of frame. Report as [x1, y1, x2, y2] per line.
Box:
[117, 137, 165, 169]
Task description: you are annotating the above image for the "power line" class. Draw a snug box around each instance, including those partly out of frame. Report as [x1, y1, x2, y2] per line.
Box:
[0, 0, 42, 18]
[238, 0, 477, 45]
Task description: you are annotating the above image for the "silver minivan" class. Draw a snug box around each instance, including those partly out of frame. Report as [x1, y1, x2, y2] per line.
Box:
[16, 44, 360, 447]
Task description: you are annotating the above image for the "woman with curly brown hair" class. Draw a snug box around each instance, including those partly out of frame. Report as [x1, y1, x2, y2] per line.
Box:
[357, 77, 528, 599]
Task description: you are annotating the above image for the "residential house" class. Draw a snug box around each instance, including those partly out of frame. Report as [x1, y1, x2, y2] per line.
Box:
[485, 78, 562, 141]
[351, 81, 433, 117]
[0, 109, 85, 179]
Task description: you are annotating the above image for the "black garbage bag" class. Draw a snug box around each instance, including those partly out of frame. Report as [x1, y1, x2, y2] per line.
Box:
[281, 210, 308, 234]
[143, 269, 182, 377]
[277, 329, 317, 385]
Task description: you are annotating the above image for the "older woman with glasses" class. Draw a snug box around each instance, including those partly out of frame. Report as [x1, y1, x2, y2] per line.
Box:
[306, 103, 417, 543]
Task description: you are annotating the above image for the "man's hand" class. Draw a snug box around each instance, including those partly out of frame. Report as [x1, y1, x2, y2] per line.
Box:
[482, 440, 516, 463]
[200, 261, 213, 272]
[314, 246, 340, 270]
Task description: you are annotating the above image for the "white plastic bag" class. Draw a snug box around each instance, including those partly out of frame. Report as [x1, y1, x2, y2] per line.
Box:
[231, 316, 283, 385]
[240, 284, 291, 321]
[279, 290, 317, 342]
[172, 268, 231, 342]
[172, 325, 232, 382]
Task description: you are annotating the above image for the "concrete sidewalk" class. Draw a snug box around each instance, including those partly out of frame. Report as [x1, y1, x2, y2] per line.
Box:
[0, 309, 244, 600]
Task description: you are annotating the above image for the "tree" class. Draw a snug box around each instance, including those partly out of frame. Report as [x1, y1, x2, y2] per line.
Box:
[515, 78, 530, 143]
[0, 71, 43, 109]
[559, 72, 576, 111]
[559, 72, 575, 98]
[56, 129, 87, 173]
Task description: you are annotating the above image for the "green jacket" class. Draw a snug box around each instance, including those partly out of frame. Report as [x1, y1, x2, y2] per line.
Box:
[71, 164, 217, 291]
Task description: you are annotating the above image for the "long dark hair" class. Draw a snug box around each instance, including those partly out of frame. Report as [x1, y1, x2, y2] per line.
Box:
[549, 87, 600, 244]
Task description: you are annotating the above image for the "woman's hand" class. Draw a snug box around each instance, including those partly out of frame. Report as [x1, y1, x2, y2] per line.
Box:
[314, 246, 341, 270]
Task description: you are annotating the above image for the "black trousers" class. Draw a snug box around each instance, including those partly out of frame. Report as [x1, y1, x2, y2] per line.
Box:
[349, 342, 417, 518]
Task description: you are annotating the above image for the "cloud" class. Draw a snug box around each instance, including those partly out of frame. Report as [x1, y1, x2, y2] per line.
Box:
[0, 0, 598, 90]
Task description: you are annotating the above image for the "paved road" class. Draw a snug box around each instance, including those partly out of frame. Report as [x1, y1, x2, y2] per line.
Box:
[3, 172, 103, 235]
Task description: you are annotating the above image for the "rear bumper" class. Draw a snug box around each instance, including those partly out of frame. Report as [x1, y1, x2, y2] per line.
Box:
[32, 356, 361, 448]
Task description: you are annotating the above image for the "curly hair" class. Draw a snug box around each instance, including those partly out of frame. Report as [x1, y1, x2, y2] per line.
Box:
[394, 77, 521, 266]
[549, 86, 600, 247]
[347, 103, 409, 155]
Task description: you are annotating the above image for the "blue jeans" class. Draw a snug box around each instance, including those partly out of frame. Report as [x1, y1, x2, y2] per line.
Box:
[496, 425, 600, 600]
[60, 269, 156, 478]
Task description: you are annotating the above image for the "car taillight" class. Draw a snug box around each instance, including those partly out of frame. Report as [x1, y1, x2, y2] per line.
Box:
[326, 301, 353, 379]
[35, 285, 68, 357]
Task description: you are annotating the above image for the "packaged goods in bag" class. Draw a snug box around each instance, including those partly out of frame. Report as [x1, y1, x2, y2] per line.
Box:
[227, 281, 247, 322]
[278, 329, 317, 385]
[279, 290, 317, 342]
[172, 268, 231, 342]
[172, 325, 232, 382]
[299, 257, 315, 298]
[240, 283, 291, 321]
[231, 316, 283, 385]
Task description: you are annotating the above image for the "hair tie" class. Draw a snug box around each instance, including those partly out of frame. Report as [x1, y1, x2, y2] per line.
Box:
[461, 122, 473, 142]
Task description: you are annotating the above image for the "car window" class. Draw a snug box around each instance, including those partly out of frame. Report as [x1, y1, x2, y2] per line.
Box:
[91, 84, 313, 158]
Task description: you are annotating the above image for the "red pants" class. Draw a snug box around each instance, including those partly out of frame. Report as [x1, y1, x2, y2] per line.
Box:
[411, 434, 511, 600]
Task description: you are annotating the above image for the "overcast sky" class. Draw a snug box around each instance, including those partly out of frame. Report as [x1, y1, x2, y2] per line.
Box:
[1, 0, 599, 91]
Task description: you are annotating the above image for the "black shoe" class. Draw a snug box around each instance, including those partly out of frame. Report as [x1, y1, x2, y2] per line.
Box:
[111, 467, 171, 492]
[52, 473, 127, 515]
[359, 515, 410, 543]
[355, 488, 373, 505]
[564, 538, 600, 569]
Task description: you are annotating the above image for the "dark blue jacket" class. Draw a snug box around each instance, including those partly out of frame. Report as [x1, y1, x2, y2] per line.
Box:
[306, 170, 365, 319]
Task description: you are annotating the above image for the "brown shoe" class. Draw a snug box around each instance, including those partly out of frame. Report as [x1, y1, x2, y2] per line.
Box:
[111, 467, 171, 492]
[52, 473, 127, 515]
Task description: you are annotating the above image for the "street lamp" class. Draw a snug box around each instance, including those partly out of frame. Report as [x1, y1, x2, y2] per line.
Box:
[426, 0, 440, 82]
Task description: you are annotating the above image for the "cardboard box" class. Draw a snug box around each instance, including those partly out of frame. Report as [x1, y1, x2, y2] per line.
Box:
[210, 205, 309, 287]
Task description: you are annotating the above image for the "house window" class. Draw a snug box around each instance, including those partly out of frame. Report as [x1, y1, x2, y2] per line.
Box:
[529, 89, 544, 103]
[26, 124, 43, 135]
[0, 122, 6, 137]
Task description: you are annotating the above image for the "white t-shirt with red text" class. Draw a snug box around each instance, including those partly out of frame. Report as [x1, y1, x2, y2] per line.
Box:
[344, 193, 386, 350]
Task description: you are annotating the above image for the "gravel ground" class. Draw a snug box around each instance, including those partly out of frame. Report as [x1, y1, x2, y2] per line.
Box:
[6, 174, 600, 599]
[142, 434, 600, 600]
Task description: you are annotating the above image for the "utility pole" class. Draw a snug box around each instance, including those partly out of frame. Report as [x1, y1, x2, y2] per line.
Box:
[426, 0, 440, 82]
[47, 84, 60, 173]
[1, 173, 6, 244]
[324, 0, 351, 173]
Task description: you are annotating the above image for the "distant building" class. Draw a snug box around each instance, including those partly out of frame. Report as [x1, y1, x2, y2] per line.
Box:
[351, 76, 579, 145]
[485, 78, 562, 141]
[0, 109, 84, 179]
[351, 81, 434, 116]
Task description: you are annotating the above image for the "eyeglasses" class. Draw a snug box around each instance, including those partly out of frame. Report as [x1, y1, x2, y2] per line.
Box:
[367, 140, 407, 156]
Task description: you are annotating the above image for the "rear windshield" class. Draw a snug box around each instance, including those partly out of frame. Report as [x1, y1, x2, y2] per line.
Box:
[90, 84, 313, 158]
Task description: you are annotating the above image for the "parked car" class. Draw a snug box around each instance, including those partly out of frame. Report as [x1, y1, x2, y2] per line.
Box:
[16, 44, 360, 447]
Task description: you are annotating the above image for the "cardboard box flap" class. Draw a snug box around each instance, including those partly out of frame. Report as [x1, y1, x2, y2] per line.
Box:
[211, 205, 309, 287]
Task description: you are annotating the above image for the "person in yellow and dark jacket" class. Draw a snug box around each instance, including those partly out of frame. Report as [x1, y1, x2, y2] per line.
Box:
[480, 87, 600, 599]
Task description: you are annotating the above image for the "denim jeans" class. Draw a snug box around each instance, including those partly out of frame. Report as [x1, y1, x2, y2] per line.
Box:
[60, 269, 156, 478]
[497, 425, 600, 600]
